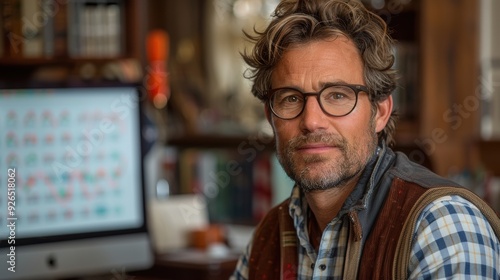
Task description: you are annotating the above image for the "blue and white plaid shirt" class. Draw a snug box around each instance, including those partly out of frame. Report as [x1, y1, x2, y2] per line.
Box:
[232, 185, 500, 279]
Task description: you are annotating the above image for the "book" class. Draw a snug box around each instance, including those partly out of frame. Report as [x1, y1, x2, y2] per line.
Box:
[105, 3, 121, 57]
[41, 0, 54, 57]
[52, 0, 68, 57]
[21, 0, 43, 57]
[252, 152, 272, 222]
[67, 0, 82, 57]
[0, 3, 4, 56]
[230, 151, 254, 223]
[3, 0, 23, 57]
[393, 42, 419, 120]
[480, 66, 500, 139]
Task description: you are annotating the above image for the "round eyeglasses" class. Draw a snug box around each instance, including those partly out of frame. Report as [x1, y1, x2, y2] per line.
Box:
[267, 83, 369, 120]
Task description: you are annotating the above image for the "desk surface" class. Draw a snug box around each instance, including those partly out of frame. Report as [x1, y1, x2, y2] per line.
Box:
[132, 249, 240, 280]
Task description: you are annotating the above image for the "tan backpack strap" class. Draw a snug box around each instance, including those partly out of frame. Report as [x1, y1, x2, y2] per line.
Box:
[393, 187, 500, 279]
[344, 211, 363, 280]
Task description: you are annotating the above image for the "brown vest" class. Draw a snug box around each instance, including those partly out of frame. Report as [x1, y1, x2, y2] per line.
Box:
[248, 179, 500, 280]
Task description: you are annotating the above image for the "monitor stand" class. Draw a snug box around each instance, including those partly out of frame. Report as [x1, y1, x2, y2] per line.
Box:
[0, 233, 153, 280]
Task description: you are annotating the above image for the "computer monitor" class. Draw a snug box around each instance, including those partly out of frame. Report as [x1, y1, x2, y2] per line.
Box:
[0, 86, 153, 279]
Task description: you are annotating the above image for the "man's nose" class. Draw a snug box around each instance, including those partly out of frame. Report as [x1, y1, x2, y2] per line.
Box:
[299, 97, 328, 132]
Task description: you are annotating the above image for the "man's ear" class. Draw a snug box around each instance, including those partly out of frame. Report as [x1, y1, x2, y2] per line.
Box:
[374, 95, 393, 133]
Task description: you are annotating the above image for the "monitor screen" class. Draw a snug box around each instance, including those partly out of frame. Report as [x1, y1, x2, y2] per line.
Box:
[0, 86, 153, 279]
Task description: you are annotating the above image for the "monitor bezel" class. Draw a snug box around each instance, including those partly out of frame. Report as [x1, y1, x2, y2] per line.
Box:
[0, 84, 151, 248]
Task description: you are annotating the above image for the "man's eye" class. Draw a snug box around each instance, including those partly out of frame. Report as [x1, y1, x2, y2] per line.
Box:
[332, 93, 347, 99]
[284, 95, 300, 103]
[323, 87, 354, 103]
[276, 91, 302, 105]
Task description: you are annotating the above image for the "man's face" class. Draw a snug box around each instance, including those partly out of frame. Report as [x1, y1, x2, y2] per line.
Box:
[268, 37, 390, 192]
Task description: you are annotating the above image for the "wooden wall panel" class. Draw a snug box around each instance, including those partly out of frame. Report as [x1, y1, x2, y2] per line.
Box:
[419, 0, 480, 176]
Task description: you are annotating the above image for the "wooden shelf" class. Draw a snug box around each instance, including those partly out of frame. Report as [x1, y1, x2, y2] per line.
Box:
[167, 134, 274, 150]
[0, 56, 131, 66]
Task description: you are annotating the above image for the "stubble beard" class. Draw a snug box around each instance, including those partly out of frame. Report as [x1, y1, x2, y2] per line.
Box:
[277, 124, 378, 193]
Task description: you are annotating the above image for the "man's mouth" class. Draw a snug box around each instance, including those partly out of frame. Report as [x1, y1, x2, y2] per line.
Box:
[296, 143, 338, 154]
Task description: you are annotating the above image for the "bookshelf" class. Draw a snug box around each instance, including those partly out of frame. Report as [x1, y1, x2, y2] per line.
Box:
[0, 0, 147, 86]
[158, 135, 281, 226]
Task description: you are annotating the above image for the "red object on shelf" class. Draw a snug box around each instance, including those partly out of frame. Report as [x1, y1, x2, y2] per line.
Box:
[146, 29, 170, 108]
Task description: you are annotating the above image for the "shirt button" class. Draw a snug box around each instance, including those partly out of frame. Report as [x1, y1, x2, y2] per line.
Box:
[310, 263, 315, 269]
[319, 264, 326, 271]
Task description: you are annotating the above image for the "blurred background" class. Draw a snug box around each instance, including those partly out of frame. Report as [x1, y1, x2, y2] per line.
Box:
[0, 0, 499, 279]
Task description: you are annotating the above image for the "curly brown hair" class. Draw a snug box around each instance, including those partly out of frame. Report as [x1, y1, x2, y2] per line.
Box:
[242, 0, 398, 146]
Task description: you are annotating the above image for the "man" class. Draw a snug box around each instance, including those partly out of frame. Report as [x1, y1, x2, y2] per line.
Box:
[231, 0, 500, 279]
